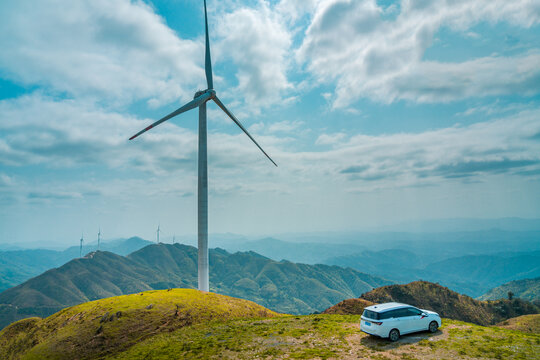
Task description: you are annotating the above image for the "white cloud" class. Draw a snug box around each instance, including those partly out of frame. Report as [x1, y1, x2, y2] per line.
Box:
[0, 94, 285, 177]
[0, 173, 13, 187]
[297, 0, 540, 107]
[268, 120, 304, 133]
[0, 0, 204, 105]
[315, 132, 346, 145]
[0, 94, 198, 173]
[216, 1, 293, 110]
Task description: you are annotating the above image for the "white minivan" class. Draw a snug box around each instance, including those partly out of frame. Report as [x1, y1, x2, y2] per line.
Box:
[360, 302, 441, 341]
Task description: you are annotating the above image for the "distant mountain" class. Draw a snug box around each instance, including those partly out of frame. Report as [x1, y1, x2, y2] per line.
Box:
[0, 237, 152, 292]
[220, 237, 366, 264]
[478, 277, 540, 302]
[0, 243, 391, 328]
[386, 217, 540, 232]
[325, 250, 540, 297]
[356, 281, 539, 326]
[423, 252, 540, 296]
[279, 229, 540, 256]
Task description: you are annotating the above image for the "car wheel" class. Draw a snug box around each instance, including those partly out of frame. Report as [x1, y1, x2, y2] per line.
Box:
[389, 329, 400, 342]
[429, 321, 438, 333]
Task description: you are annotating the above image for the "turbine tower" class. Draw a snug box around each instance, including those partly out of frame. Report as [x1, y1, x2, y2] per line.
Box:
[97, 228, 101, 251]
[156, 224, 161, 244]
[79, 233, 84, 258]
[129, 0, 276, 292]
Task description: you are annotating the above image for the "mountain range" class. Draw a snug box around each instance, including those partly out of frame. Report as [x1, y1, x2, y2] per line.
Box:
[326, 250, 540, 297]
[0, 237, 152, 293]
[2, 230, 539, 307]
[478, 277, 540, 302]
[0, 243, 391, 328]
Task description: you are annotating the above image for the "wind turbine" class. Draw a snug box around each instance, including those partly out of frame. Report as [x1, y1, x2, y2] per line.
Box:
[129, 0, 276, 292]
[97, 228, 101, 251]
[156, 224, 161, 244]
[79, 233, 84, 258]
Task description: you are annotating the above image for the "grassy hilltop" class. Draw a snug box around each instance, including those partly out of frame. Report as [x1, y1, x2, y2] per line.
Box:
[0, 289, 278, 360]
[1, 288, 539, 359]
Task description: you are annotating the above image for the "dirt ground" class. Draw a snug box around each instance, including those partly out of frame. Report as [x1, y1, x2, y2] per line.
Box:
[336, 323, 466, 360]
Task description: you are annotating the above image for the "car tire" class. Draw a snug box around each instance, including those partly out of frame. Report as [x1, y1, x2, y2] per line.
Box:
[389, 329, 400, 342]
[429, 321, 438, 333]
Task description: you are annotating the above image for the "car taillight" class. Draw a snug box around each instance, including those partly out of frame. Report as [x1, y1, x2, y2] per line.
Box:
[372, 321, 382, 325]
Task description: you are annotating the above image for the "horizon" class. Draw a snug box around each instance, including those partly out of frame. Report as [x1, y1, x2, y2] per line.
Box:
[1, 0, 539, 246]
[3, 216, 540, 249]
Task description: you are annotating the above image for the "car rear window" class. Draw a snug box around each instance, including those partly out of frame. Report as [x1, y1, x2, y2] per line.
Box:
[362, 310, 379, 320]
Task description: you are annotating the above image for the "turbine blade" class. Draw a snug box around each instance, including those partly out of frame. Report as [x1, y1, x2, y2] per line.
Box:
[204, 0, 213, 89]
[213, 96, 277, 167]
[129, 93, 211, 140]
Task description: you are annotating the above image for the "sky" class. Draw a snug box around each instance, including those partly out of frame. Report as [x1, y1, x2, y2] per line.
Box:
[0, 0, 539, 247]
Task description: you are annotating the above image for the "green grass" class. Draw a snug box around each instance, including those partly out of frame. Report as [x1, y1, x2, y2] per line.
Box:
[495, 314, 540, 334]
[416, 320, 540, 360]
[0, 289, 279, 360]
[1, 289, 539, 360]
[111, 314, 360, 360]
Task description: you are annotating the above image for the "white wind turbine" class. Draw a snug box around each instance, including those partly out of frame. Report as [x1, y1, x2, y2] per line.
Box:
[129, 0, 276, 292]
[79, 233, 84, 258]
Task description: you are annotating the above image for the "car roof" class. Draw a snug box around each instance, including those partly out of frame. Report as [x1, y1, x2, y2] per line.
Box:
[364, 302, 412, 313]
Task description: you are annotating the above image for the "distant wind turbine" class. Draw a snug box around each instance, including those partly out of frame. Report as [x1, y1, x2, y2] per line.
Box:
[97, 228, 101, 251]
[129, 0, 276, 292]
[156, 224, 161, 244]
[80, 233, 84, 258]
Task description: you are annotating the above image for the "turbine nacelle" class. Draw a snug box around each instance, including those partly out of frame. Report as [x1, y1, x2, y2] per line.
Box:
[194, 89, 216, 100]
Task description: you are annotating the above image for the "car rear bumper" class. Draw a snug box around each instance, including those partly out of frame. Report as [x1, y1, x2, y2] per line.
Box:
[361, 328, 383, 337]
[360, 321, 387, 337]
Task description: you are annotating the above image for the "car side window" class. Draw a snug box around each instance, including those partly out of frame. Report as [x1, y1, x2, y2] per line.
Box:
[380, 310, 395, 319]
[386, 309, 406, 318]
[407, 308, 423, 316]
[396, 309, 410, 318]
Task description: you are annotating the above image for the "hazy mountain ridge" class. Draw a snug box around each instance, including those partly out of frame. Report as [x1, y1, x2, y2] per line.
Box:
[0, 237, 152, 293]
[479, 277, 540, 302]
[0, 243, 391, 328]
[325, 249, 540, 297]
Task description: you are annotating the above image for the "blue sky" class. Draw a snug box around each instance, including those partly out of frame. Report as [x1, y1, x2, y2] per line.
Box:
[1, 0, 539, 246]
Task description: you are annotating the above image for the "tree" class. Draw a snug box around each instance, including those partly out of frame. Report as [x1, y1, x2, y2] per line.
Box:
[507, 291, 514, 300]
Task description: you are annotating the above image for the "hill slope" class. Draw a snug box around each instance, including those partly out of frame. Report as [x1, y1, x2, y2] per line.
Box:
[0, 289, 278, 360]
[479, 277, 540, 302]
[496, 314, 540, 333]
[357, 281, 539, 326]
[1, 295, 538, 360]
[0, 244, 391, 328]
